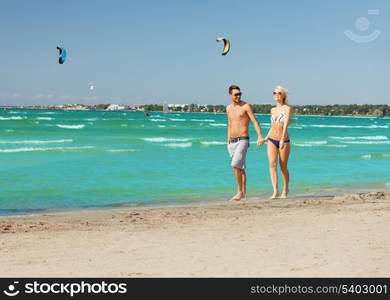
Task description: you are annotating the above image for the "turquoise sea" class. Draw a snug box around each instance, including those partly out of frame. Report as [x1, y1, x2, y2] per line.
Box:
[0, 109, 389, 215]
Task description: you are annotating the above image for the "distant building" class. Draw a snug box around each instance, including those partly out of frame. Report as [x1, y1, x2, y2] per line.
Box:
[168, 104, 186, 108]
[63, 104, 88, 110]
[127, 104, 144, 111]
[106, 104, 126, 111]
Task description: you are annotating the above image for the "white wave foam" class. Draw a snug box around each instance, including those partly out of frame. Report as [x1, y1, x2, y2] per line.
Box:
[0, 139, 73, 144]
[150, 119, 166, 122]
[210, 123, 227, 127]
[191, 119, 215, 122]
[0, 116, 24, 120]
[37, 117, 53, 120]
[324, 145, 347, 148]
[56, 124, 85, 129]
[85, 118, 97, 121]
[201, 141, 226, 145]
[0, 146, 93, 153]
[158, 125, 166, 128]
[340, 141, 390, 145]
[169, 118, 185, 121]
[164, 142, 192, 148]
[361, 153, 390, 159]
[4, 129, 14, 132]
[142, 137, 191, 142]
[329, 136, 388, 140]
[303, 141, 327, 145]
[40, 112, 57, 115]
[106, 149, 139, 152]
[310, 124, 388, 129]
[121, 124, 128, 127]
[293, 141, 328, 147]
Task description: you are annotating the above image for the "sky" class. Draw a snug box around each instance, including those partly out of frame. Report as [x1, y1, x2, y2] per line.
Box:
[0, 0, 389, 106]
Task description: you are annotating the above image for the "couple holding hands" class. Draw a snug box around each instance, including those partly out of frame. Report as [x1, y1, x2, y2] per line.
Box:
[226, 84, 291, 201]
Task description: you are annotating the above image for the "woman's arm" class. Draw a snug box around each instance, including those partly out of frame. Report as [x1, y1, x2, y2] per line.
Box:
[245, 104, 264, 143]
[262, 108, 274, 141]
[279, 106, 292, 149]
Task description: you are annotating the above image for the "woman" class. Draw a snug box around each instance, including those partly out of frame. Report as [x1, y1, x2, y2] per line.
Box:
[263, 86, 292, 199]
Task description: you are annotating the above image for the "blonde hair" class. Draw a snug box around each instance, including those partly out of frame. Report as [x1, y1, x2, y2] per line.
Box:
[274, 85, 288, 104]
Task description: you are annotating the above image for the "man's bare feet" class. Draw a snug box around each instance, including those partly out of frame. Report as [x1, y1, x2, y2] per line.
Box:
[269, 192, 279, 200]
[230, 192, 245, 201]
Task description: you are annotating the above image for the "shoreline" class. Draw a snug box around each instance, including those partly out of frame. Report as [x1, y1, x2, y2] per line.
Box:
[1, 190, 389, 277]
[1, 108, 389, 119]
[1, 186, 388, 218]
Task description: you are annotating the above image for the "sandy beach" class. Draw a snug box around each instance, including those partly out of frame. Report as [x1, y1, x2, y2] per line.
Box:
[1, 191, 389, 277]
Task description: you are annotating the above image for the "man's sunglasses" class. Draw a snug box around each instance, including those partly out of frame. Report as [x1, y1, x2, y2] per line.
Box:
[273, 92, 282, 95]
[233, 93, 242, 96]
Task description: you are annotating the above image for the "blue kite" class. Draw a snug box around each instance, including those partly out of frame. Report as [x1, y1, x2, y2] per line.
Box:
[56, 46, 67, 64]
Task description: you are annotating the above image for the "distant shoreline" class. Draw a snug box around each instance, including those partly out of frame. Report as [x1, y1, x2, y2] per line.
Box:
[0, 107, 389, 118]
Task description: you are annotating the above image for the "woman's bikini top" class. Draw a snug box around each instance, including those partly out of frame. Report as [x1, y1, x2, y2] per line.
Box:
[271, 111, 286, 124]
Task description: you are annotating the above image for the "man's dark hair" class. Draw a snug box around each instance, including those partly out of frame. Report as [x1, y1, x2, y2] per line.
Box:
[229, 85, 240, 94]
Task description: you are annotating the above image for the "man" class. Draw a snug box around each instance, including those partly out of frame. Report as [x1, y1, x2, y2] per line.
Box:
[226, 85, 264, 201]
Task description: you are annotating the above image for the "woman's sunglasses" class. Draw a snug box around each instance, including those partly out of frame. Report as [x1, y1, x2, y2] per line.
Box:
[273, 92, 282, 95]
[233, 92, 242, 96]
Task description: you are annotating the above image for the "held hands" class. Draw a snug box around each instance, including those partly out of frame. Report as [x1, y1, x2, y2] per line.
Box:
[257, 137, 267, 146]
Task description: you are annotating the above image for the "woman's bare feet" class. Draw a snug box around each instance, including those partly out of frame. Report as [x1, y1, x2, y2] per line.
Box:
[280, 189, 289, 199]
[269, 191, 279, 200]
[230, 192, 245, 201]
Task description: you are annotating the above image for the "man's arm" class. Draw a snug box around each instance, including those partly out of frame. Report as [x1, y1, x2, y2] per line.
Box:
[226, 106, 231, 144]
[245, 104, 264, 145]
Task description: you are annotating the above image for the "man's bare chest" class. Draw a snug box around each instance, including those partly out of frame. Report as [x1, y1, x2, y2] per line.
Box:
[228, 108, 248, 120]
